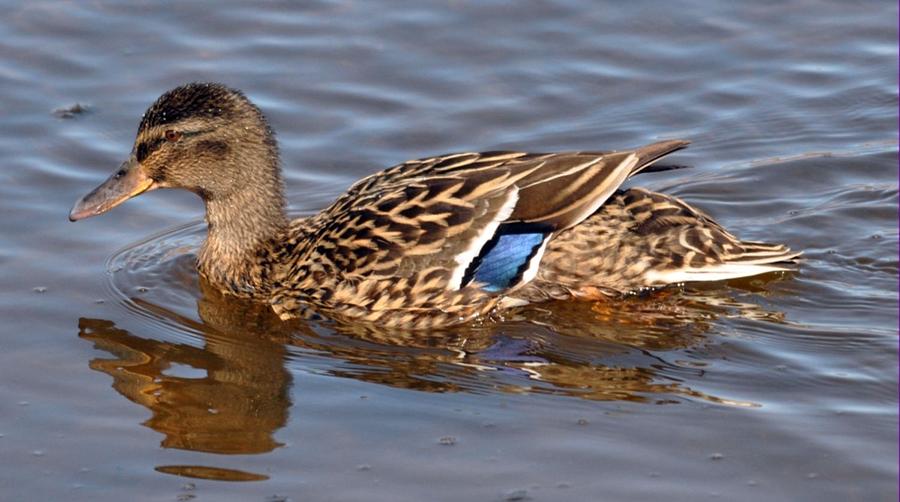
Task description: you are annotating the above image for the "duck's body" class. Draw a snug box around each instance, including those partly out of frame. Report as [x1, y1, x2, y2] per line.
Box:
[71, 83, 799, 329]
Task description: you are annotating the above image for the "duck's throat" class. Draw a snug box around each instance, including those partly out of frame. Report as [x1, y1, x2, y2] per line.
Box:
[198, 186, 287, 297]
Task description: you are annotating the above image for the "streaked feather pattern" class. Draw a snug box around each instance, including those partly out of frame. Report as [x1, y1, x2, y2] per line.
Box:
[513, 187, 801, 303]
[259, 139, 798, 328]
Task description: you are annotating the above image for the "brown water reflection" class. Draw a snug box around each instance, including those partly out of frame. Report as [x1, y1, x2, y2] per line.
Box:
[79, 314, 290, 455]
[78, 271, 790, 465]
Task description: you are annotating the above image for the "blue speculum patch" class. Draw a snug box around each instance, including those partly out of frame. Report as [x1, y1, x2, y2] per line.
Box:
[472, 232, 545, 292]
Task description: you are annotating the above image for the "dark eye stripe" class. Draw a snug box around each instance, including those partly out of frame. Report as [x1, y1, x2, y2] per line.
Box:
[135, 137, 166, 162]
[134, 128, 213, 162]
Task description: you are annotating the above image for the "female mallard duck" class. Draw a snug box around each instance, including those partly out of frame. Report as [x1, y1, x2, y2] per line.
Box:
[70, 83, 799, 329]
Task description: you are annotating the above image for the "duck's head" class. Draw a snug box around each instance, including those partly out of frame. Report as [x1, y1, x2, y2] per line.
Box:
[70, 82, 283, 222]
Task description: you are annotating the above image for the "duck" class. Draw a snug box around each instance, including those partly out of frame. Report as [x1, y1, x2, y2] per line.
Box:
[70, 82, 800, 329]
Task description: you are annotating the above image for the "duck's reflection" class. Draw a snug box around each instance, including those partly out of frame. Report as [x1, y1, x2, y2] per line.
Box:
[79, 274, 790, 459]
[78, 319, 290, 454]
[78, 282, 294, 455]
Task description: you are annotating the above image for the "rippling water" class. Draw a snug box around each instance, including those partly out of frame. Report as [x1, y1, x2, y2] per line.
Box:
[1, 1, 897, 501]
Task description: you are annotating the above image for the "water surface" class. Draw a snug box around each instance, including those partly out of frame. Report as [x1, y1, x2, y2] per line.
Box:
[0, 1, 897, 501]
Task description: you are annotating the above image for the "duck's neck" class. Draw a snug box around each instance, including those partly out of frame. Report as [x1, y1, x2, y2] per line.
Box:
[198, 168, 288, 296]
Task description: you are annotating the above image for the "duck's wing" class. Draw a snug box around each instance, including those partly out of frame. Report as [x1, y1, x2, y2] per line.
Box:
[290, 140, 689, 295]
[325, 140, 689, 230]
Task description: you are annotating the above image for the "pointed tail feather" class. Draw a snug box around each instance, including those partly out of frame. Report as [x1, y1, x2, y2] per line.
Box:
[645, 242, 801, 285]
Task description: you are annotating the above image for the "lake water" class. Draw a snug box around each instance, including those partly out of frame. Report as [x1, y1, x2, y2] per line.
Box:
[1, 1, 897, 500]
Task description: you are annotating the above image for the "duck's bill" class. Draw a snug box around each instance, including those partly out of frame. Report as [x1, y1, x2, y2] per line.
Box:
[69, 159, 157, 222]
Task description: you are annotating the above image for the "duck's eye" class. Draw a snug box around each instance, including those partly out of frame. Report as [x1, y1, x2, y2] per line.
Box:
[164, 130, 182, 142]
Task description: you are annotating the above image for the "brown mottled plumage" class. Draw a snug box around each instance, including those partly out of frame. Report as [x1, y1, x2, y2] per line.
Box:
[70, 83, 800, 328]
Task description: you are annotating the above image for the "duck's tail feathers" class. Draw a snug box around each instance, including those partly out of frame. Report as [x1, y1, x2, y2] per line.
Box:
[724, 241, 802, 265]
[646, 243, 801, 284]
